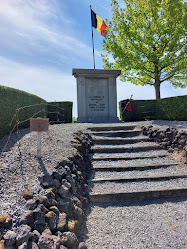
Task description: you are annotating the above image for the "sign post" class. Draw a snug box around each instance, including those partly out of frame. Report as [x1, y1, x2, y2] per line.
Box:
[37, 132, 42, 158]
[30, 118, 49, 158]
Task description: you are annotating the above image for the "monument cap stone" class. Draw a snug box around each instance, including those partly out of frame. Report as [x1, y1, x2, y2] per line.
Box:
[72, 69, 121, 123]
[72, 69, 121, 77]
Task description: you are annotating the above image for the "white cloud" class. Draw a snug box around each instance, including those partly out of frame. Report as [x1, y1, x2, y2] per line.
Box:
[0, 56, 77, 115]
[0, 0, 93, 62]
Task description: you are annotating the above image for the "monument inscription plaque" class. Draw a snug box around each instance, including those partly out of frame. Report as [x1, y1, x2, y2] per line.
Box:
[86, 78, 108, 117]
[72, 69, 121, 123]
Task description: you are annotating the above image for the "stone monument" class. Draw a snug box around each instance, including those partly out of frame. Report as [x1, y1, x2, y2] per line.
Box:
[72, 69, 121, 123]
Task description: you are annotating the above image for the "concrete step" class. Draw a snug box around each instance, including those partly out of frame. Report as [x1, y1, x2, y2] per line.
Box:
[92, 136, 150, 145]
[90, 187, 187, 203]
[90, 130, 141, 137]
[92, 154, 168, 161]
[92, 144, 161, 153]
[92, 162, 178, 171]
[90, 174, 187, 183]
[90, 178, 187, 194]
[88, 125, 136, 131]
[92, 156, 175, 167]
[92, 166, 187, 179]
[92, 150, 169, 161]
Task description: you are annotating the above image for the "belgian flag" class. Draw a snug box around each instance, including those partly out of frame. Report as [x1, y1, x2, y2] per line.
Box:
[91, 9, 108, 36]
[121, 99, 133, 111]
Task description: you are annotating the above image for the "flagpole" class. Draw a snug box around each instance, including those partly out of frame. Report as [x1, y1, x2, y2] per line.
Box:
[90, 5, 95, 69]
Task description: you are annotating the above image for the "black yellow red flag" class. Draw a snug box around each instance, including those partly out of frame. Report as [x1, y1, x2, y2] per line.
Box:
[91, 9, 108, 36]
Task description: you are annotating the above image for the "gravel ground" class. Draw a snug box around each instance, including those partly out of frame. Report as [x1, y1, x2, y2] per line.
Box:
[80, 198, 187, 249]
[150, 120, 187, 131]
[0, 123, 88, 224]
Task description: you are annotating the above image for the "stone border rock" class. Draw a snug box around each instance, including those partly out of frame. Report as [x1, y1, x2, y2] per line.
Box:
[141, 125, 187, 164]
[0, 131, 92, 249]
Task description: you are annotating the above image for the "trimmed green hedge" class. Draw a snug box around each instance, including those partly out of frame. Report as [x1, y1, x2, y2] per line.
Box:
[156, 95, 187, 121]
[0, 86, 73, 139]
[47, 102, 73, 123]
[119, 99, 156, 121]
[119, 95, 187, 121]
[0, 85, 46, 138]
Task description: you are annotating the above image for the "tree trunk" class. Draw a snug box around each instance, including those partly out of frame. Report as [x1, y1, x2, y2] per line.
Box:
[154, 82, 160, 99]
[154, 66, 161, 99]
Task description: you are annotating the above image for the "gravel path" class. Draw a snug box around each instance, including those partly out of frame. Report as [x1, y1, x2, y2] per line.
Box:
[81, 198, 187, 249]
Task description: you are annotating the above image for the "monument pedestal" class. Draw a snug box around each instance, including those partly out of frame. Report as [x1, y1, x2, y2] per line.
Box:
[72, 69, 121, 123]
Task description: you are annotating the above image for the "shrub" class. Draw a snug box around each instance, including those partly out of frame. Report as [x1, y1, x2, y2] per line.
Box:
[156, 95, 187, 121]
[119, 99, 156, 121]
[0, 85, 46, 138]
[47, 102, 73, 123]
[119, 95, 187, 121]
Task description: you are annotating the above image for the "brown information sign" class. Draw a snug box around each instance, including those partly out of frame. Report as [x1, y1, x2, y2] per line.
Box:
[30, 118, 49, 132]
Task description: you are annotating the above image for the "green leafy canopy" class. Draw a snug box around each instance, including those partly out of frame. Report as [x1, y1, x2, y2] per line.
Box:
[102, 0, 187, 99]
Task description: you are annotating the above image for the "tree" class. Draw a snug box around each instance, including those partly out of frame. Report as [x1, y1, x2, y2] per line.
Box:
[102, 0, 187, 99]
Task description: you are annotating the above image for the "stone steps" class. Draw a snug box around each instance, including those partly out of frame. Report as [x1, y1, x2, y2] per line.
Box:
[88, 125, 136, 131]
[91, 130, 141, 137]
[90, 187, 187, 203]
[92, 157, 176, 167]
[92, 150, 169, 161]
[92, 136, 150, 145]
[92, 162, 178, 171]
[90, 174, 187, 183]
[90, 178, 187, 196]
[92, 154, 168, 161]
[93, 166, 186, 180]
[88, 124, 187, 203]
[92, 144, 161, 153]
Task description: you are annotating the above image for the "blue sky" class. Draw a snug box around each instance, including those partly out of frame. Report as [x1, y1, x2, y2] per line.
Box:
[0, 0, 187, 117]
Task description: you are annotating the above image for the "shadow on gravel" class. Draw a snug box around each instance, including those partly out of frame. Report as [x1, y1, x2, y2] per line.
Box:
[92, 196, 187, 208]
[37, 158, 49, 175]
[79, 203, 92, 242]
[0, 128, 30, 153]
